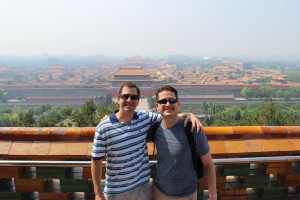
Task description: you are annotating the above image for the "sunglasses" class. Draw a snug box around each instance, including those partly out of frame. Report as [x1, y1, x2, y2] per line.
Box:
[157, 98, 178, 104]
[118, 94, 140, 100]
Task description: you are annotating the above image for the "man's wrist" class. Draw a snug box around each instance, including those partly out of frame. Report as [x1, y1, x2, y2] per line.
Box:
[94, 190, 102, 195]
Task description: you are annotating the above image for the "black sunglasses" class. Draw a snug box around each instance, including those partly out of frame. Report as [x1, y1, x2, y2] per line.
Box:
[118, 94, 140, 100]
[157, 98, 178, 104]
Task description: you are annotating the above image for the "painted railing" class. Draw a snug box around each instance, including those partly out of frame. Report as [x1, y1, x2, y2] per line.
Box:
[0, 126, 300, 200]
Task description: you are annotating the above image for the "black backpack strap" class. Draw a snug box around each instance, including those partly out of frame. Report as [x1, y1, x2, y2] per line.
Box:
[184, 122, 198, 170]
[147, 118, 162, 156]
[147, 118, 162, 142]
[184, 122, 204, 178]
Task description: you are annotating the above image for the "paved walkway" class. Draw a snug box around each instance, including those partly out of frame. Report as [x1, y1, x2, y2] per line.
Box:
[136, 98, 150, 111]
[112, 98, 150, 111]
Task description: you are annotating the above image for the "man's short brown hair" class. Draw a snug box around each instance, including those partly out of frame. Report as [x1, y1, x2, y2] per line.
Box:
[155, 85, 178, 101]
[118, 82, 141, 97]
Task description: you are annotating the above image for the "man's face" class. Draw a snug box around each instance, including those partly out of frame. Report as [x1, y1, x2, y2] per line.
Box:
[117, 86, 140, 112]
[155, 90, 180, 118]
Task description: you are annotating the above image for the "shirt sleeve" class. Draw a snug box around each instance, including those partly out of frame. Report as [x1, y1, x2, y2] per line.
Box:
[194, 129, 210, 156]
[91, 123, 108, 160]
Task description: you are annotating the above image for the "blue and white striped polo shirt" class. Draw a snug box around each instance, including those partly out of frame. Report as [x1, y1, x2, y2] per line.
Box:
[92, 110, 159, 194]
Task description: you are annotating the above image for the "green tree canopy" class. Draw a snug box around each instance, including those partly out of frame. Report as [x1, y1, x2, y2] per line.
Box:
[18, 109, 35, 127]
[289, 86, 300, 99]
[72, 100, 98, 127]
[0, 89, 8, 101]
[241, 87, 253, 99]
[61, 106, 73, 117]
[147, 93, 155, 109]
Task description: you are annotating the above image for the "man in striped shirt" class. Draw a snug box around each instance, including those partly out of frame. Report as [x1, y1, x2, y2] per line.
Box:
[91, 82, 201, 200]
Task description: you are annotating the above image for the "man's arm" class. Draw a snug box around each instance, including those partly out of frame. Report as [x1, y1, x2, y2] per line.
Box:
[91, 159, 106, 200]
[178, 112, 202, 133]
[201, 152, 217, 200]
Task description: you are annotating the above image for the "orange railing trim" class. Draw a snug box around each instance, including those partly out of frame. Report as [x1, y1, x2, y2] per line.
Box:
[204, 127, 233, 135]
[233, 126, 262, 135]
[1, 126, 299, 136]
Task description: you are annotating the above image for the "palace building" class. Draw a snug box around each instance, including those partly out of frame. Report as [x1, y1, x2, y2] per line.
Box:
[110, 56, 153, 87]
[110, 67, 152, 87]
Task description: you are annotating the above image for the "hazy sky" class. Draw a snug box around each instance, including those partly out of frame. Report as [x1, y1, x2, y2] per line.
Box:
[1, 0, 299, 57]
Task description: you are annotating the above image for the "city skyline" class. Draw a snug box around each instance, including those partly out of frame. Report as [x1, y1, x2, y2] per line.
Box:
[1, 0, 300, 57]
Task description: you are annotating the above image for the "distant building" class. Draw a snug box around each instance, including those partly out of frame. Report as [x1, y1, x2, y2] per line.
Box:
[110, 57, 153, 87]
[110, 67, 152, 87]
[127, 56, 145, 67]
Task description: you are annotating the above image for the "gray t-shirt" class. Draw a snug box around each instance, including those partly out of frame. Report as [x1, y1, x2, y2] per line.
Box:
[154, 118, 210, 197]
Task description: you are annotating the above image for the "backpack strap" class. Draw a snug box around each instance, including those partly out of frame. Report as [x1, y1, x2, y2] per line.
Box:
[147, 118, 162, 156]
[184, 122, 204, 178]
[184, 122, 198, 170]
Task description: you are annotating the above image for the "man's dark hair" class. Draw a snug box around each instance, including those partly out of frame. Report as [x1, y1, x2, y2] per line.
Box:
[155, 85, 178, 101]
[118, 82, 140, 97]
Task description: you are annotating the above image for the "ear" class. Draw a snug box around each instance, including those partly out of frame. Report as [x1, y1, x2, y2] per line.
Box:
[117, 97, 121, 103]
[155, 103, 159, 110]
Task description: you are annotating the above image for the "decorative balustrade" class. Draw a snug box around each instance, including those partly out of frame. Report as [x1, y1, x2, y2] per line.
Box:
[0, 126, 300, 200]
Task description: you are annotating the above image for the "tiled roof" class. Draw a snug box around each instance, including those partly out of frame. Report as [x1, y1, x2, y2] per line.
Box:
[111, 67, 151, 76]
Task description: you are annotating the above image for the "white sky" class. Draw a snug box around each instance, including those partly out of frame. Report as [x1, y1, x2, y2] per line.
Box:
[0, 0, 299, 57]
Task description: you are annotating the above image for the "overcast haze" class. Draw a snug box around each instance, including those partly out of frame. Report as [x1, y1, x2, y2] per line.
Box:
[1, 0, 299, 57]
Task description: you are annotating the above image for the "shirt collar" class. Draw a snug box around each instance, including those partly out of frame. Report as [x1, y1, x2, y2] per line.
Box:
[109, 110, 139, 123]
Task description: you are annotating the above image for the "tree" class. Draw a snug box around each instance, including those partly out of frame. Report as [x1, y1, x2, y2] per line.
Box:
[214, 76, 219, 81]
[72, 100, 98, 127]
[200, 101, 209, 113]
[38, 115, 58, 127]
[41, 104, 52, 112]
[241, 87, 253, 99]
[104, 93, 113, 106]
[0, 89, 7, 101]
[97, 102, 119, 120]
[276, 90, 284, 100]
[147, 93, 155, 109]
[289, 86, 300, 99]
[255, 85, 275, 99]
[284, 91, 291, 100]
[61, 106, 73, 117]
[256, 98, 283, 126]
[18, 109, 35, 127]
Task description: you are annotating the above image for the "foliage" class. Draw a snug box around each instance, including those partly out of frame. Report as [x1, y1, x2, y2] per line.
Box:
[211, 98, 299, 126]
[284, 71, 300, 82]
[0, 97, 298, 128]
[38, 115, 58, 127]
[289, 86, 300, 99]
[104, 93, 113, 106]
[147, 93, 155, 109]
[72, 100, 98, 127]
[240, 87, 253, 99]
[255, 85, 275, 99]
[97, 102, 119, 120]
[61, 106, 73, 117]
[0, 89, 8, 101]
[18, 109, 36, 127]
[200, 101, 225, 116]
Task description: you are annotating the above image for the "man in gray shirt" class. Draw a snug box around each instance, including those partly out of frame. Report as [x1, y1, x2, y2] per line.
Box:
[154, 85, 217, 200]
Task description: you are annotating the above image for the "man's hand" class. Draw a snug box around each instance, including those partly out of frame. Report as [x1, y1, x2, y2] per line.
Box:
[100, 115, 109, 122]
[95, 193, 106, 200]
[209, 192, 217, 200]
[184, 113, 202, 133]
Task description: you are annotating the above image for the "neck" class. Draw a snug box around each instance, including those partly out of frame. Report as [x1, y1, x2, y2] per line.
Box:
[163, 115, 180, 129]
[116, 110, 134, 125]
